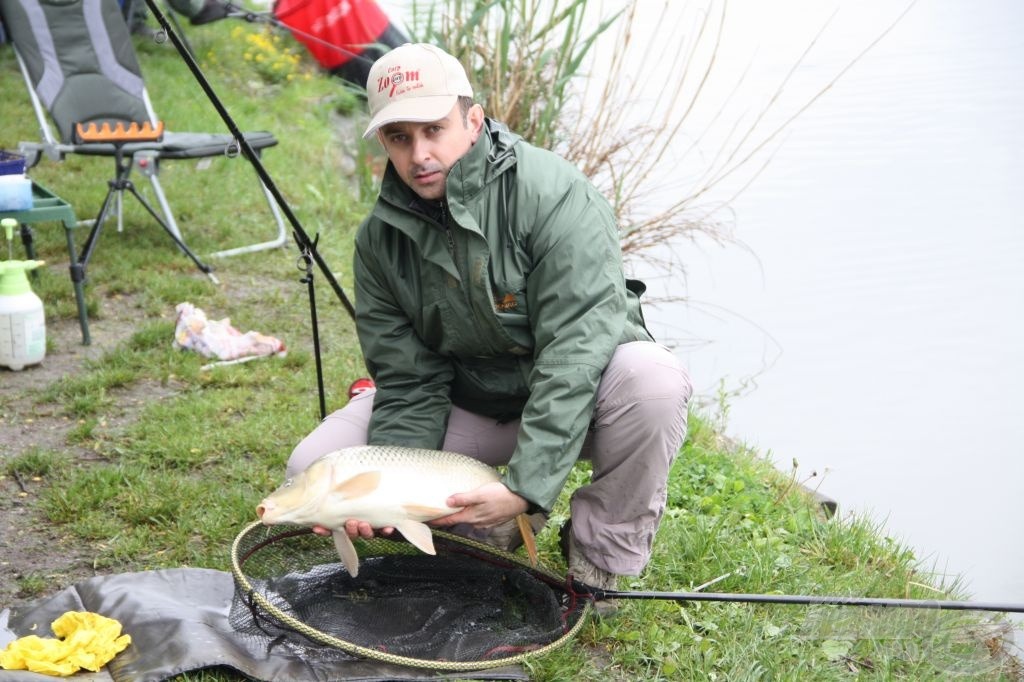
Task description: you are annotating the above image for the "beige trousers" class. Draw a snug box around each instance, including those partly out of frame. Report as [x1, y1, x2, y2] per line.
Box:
[287, 341, 692, 575]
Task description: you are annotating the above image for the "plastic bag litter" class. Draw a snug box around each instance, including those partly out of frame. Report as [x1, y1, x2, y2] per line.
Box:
[0, 611, 131, 676]
[173, 302, 285, 368]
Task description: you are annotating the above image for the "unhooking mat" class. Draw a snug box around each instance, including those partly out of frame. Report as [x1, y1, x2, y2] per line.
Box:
[0, 568, 527, 682]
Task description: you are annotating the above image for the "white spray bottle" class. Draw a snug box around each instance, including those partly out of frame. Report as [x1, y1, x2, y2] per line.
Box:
[0, 217, 46, 370]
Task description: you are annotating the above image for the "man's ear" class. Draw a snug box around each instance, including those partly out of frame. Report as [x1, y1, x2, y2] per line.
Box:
[468, 104, 485, 142]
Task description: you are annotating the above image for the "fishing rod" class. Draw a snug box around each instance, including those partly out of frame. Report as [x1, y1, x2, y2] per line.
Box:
[144, 0, 356, 323]
[445, 537, 1024, 615]
[580, 584, 1024, 614]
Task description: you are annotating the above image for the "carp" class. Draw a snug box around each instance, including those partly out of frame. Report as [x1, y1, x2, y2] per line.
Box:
[256, 445, 537, 576]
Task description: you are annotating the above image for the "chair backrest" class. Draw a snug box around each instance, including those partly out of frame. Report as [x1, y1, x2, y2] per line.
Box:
[0, 0, 154, 144]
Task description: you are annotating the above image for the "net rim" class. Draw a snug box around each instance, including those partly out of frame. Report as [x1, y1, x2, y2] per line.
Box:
[230, 520, 593, 672]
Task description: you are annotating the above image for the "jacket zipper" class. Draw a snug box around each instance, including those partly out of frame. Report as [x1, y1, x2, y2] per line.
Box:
[441, 200, 460, 276]
[441, 202, 479, 319]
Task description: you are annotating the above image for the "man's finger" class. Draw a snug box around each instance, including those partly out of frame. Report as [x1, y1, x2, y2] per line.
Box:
[446, 491, 480, 508]
[343, 519, 373, 538]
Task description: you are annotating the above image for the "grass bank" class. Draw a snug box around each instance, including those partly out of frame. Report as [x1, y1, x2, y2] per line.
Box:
[0, 17, 1019, 681]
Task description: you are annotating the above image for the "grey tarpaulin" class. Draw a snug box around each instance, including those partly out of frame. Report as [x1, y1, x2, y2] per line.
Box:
[0, 568, 528, 681]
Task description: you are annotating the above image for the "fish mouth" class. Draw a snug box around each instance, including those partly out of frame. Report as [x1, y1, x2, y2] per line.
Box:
[255, 503, 269, 520]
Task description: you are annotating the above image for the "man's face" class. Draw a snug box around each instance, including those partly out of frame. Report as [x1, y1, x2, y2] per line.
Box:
[377, 102, 484, 201]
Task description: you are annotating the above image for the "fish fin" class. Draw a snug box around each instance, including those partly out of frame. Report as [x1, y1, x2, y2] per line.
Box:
[333, 471, 381, 498]
[517, 513, 539, 567]
[331, 530, 360, 577]
[401, 503, 450, 518]
[393, 520, 437, 555]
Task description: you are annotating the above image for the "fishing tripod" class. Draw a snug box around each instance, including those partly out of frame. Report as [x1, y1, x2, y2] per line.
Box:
[71, 122, 219, 298]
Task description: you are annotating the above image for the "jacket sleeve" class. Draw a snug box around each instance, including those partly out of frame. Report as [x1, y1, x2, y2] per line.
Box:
[353, 228, 454, 449]
[501, 167, 627, 511]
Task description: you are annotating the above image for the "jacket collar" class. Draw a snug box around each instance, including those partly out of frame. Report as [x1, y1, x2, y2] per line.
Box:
[370, 120, 520, 279]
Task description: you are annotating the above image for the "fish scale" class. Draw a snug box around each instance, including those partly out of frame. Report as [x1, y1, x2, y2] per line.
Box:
[337, 445, 499, 479]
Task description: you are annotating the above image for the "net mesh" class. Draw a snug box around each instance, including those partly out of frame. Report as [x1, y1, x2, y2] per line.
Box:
[230, 522, 592, 671]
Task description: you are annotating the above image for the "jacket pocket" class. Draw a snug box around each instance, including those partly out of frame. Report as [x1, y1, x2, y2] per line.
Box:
[451, 354, 530, 418]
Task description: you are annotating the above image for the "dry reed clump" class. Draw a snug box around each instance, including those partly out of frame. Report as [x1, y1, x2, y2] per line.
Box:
[406, 1, 767, 295]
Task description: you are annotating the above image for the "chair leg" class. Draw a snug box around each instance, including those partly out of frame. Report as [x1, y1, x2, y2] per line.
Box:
[137, 151, 287, 260]
[62, 221, 91, 346]
[116, 188, 125, 234]
[134, 151, 185, 243]
[209, 176, 288, 259]
[18, 222, 36, 264]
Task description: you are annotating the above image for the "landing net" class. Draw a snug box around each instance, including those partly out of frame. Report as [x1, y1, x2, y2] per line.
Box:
[229, 521, 592, 671]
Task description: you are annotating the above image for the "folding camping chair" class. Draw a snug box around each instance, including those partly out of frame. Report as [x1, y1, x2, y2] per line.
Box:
[0, 0, 288, 289]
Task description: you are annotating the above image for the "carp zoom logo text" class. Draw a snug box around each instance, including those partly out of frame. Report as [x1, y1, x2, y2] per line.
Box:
[377, 67, 421, 98]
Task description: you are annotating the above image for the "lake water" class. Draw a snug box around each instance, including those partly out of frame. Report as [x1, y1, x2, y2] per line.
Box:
[614, 0, 1023, 630]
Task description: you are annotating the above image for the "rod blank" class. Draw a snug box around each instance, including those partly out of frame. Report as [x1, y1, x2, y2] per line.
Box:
[593, 588, 1024, 613]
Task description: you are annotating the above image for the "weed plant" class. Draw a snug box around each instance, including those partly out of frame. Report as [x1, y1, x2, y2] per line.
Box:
[0, 6, 1019, 682]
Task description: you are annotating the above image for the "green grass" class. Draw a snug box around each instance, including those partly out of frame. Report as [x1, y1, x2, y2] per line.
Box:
[0, 12, 1019, 682]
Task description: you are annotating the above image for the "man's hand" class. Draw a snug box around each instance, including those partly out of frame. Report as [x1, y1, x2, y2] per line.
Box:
[431, 481, 528, 529]
[312, 522, 394, 538]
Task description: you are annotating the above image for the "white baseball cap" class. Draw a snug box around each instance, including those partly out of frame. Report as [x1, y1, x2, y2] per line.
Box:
[363, 43, 474, 139]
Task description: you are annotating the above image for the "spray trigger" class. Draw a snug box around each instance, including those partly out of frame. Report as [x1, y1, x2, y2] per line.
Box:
[2, 218, 16, 261]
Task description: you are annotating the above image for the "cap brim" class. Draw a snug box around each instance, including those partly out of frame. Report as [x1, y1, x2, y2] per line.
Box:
[362, 94, 459, 139]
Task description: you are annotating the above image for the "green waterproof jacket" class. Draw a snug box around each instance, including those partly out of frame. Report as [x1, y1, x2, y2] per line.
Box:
[353, 119, 652, 511]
